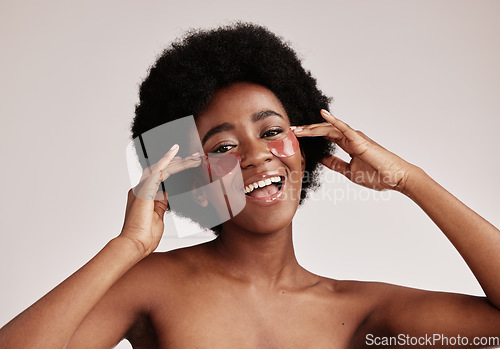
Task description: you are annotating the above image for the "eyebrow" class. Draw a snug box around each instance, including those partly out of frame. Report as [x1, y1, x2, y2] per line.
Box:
[201, 110, 283, 146]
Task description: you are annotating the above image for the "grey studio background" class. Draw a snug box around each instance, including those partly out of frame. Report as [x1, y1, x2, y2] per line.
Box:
[1, 1, 499, 348]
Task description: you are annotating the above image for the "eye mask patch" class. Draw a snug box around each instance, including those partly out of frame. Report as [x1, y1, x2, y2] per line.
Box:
[202, 128, 299, 177]
[202, 153, 241, 179]
[268, 128, 300, 158]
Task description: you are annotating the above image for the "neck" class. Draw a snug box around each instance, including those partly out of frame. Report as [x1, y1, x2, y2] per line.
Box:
[209, 222, 312, 289]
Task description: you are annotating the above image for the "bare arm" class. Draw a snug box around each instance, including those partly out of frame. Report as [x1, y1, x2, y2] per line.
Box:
[0, 145, 200, 347]
[364, 166, 500, 341]
[355, 282, 500, 348]
[0, 237, 142, 348]
[294, 110, 500, 337]
[403, 166, 500, 308]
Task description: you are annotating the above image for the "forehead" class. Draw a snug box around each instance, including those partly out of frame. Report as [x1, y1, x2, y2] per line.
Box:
[195, 82, 289, 127]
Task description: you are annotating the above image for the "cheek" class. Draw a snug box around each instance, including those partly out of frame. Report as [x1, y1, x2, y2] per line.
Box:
[268, 131, 304, 194]
[268, 130, 300, 158]
[282, 153, 304, 201]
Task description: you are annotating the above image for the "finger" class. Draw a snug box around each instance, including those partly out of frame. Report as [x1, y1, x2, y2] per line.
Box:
[293, 124, 343, 142]
[153, 191, 169, 219]
[152, 152, 201, 220]
[320, 110, 360, 141]
[134, 144, 179, 200]
[164, 154, 202, 176]
[124, 188, 136, 221]
[356, 130, 386, 150]
[138, 152, 201, 202]
[320, 110, 379, 158]
[321, 155, 351, 178]
[309, 122, 333, 130]
[142, 146, 181, 178]
[291, 122, 331, 132]
[297, 122, 331, 129]
[293, 124, 342, 137]
[155, 144, 180, 169]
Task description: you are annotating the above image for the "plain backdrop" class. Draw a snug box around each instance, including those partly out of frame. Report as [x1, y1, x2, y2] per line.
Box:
[1, 1, 499, 347]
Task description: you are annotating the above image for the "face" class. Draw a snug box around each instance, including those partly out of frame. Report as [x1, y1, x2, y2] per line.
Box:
[196, 82, 305, 234]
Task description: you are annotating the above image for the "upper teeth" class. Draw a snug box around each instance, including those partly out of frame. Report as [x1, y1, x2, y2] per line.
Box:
[244, 176, 282, 194]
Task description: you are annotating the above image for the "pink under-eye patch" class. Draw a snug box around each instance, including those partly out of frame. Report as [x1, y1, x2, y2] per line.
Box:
[201, 153, 241, 179]
[201, 131, 298, 178]
[268, 128, 300, 158]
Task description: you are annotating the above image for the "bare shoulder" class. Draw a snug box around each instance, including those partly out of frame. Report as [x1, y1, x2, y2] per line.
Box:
[119, 242, 215, 346]
[67, 244, 211, 347]
[129, 241, 215, 289]
[299, 276, 384, 321]
[322, 278, 500, 338]
[286, 275, 400, 345]
[315, 276, 450, 306]
[146, 241, 214, 270]
[312, 275, 396, 300]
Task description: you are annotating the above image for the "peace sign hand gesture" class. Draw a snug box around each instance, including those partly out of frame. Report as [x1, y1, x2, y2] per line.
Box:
[292, 110, 414, 193]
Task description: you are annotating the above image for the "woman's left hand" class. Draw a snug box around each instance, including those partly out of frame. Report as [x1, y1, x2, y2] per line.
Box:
[292, 109, 414, 192]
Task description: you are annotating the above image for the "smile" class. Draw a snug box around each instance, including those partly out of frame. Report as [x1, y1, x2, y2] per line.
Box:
[244, 176, 283, 195]
[243, 173, 286, 205]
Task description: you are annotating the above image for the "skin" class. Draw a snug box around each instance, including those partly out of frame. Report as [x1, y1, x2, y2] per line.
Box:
[0, 82, 499, 348]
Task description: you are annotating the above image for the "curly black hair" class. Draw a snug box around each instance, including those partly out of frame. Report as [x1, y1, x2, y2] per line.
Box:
[130, 22, 334, 233]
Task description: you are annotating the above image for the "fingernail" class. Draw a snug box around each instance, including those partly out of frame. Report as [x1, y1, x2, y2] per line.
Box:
[290, 126, 297, 130]
[170, 144, 179, 150]
[294, 127, 304, 132]
[191, 152, 200, 157]
[322, 109, 335, 118]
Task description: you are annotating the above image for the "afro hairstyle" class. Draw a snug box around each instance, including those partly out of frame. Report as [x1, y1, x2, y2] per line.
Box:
[130, 22, 335, 233]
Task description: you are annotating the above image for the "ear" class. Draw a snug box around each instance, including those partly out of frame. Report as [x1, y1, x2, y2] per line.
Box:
[192, 179, 208, 207]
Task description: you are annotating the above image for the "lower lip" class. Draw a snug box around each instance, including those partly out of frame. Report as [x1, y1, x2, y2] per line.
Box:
[245, 177, 286, 206]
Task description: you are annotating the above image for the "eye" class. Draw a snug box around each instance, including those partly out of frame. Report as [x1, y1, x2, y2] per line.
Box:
[262, 128, 284, 138]
[213, 143, 235, 153]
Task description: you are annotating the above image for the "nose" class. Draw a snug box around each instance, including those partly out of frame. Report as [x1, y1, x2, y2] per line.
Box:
[239, 136, 273, 169]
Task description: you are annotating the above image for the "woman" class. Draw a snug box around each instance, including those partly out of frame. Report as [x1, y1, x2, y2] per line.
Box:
[1, 22, 499, 348]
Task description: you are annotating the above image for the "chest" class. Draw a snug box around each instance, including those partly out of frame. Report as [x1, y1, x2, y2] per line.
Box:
[147, 285, 364, 348]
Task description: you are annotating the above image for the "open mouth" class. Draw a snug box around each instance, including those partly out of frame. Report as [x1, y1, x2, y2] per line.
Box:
[244, 176, 284, 198]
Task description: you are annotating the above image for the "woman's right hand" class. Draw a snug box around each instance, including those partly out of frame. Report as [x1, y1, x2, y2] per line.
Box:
[120, 144, 202, 258]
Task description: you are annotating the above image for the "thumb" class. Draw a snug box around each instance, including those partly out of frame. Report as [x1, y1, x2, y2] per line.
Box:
[153, 191, 169, 220]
